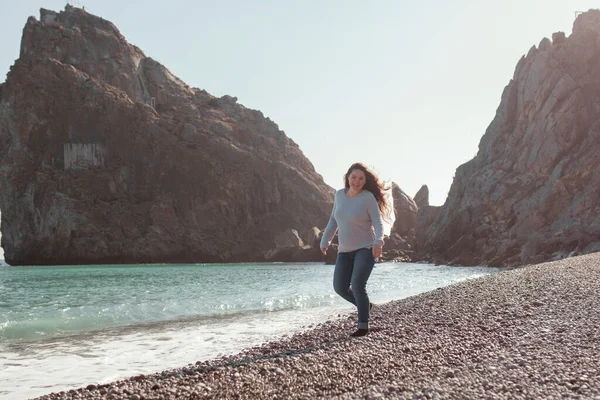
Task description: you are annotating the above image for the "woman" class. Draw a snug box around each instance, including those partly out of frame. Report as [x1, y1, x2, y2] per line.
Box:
[320, 162, 391, 337]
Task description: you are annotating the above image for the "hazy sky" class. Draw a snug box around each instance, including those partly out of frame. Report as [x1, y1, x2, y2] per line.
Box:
[1, 0, 598, 209]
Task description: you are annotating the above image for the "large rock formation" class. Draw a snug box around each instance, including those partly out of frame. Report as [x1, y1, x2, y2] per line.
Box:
[381, 183, 418, 262]
[0, 6, 333, 265]
[390, 183, 418, 237]
[417, 10, 600, 268]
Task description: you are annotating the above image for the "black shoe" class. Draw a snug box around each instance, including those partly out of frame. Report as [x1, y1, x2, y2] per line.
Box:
[350, 328, 369, 337]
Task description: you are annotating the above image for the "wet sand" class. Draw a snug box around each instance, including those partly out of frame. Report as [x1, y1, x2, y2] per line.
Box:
[35, 253, 600, 399]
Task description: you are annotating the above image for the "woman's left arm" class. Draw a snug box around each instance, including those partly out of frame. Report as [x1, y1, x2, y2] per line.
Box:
[366, 194, 384, 258]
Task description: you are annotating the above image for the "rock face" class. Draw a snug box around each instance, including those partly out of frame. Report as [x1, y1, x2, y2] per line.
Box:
[413, 185, 429, 208]
[415, 205, 441, 260]
[390, 184, 418, 237]
[417, 10, 600, 268]
[381, 183, 418, 262]
[0, 6, 333, 265]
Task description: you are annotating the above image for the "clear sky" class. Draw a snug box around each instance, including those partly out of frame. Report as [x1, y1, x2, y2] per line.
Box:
[0, 0, 598, 209]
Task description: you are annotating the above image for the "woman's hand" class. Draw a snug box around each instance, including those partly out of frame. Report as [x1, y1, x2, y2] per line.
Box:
[321, 248, 327, 255]
[372, 244, 382, 259]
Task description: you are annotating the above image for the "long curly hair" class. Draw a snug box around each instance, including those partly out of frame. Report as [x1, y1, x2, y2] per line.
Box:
[344, 162, 392, 222]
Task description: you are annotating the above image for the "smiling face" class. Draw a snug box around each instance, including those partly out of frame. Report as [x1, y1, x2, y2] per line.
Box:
[347, 169, 366, 192]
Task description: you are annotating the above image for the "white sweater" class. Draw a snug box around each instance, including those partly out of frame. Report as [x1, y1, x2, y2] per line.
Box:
[320, 188, 384, 253]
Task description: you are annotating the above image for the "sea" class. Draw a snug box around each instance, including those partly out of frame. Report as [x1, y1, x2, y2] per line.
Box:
[0, 260, 499, 399]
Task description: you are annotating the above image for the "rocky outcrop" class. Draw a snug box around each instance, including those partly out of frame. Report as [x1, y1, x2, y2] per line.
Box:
[414, 185, 429, 208]
[390, 184, 418, 237]
[301, 227, 321, 249]
[417, 10, 600, 268]
[415, 205, 441, 260]
[0, 6, 333, 265]
[382, 183, 417, 262]
[264, 228, 324, 262]
[274, 229, 305, 248]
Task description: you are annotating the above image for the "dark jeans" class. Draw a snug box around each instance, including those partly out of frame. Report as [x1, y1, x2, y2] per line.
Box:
[333, 248, 375, 329]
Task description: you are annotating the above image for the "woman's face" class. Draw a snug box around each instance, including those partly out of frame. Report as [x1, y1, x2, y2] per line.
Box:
[348, 169, 366, 191]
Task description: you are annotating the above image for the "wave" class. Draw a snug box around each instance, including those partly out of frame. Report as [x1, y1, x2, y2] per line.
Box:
[0, 305, 324, 348]
[0, 294, 338, 345]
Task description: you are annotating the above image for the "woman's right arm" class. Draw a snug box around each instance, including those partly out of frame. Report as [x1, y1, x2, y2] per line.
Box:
[320, 194, 338, 253]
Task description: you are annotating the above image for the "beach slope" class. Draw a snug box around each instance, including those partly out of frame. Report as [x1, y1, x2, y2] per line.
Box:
[36, 253, 600, 399]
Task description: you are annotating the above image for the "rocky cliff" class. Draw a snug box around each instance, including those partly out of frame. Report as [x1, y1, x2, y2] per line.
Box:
[417, 10, 600, 268]
[0, 6, 333, 265]
[381, 183, 418, 262]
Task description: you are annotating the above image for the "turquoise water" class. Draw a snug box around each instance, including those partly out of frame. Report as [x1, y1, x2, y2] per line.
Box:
[0, 261, 498, 399]
[1, 262, 339, 343]
[1, 262, 496, 345]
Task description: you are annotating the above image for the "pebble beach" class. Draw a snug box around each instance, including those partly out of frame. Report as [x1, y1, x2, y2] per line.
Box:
[34, 253, 600, 399]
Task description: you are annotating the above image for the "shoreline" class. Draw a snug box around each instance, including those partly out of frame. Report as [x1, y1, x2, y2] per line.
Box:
[34, 253, 600, 399]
